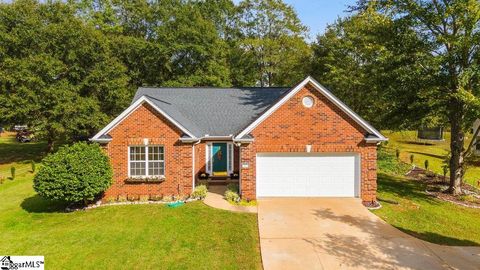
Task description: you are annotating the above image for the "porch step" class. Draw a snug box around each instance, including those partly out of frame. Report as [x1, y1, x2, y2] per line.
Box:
[205, 179, 239, 185]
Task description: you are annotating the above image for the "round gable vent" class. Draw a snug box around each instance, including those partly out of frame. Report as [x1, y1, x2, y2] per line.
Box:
[302, 96, 314, 108]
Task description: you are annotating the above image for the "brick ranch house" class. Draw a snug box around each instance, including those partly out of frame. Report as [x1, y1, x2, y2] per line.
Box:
[91, 76, 387, 202]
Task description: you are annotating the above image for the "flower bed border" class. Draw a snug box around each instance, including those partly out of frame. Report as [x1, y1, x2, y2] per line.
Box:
[66, 198, 200, 212]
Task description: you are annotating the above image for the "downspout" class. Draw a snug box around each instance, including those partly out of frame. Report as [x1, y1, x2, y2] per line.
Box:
[192, 140, 201, 192]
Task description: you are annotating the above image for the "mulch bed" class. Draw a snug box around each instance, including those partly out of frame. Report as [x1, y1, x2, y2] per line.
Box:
[406, 166, 480, 208]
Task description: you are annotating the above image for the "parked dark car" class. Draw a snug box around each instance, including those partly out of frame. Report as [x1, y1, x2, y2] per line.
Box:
[16, 130, 34, 143]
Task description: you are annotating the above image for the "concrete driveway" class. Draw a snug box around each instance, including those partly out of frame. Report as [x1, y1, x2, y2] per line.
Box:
[258, 198, 480, 270]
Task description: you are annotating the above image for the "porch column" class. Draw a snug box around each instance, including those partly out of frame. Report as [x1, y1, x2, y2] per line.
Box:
[239, 142, 255, 200]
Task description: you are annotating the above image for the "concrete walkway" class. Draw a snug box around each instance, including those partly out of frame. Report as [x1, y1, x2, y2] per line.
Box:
[258, 198, 480, 270]
[203, 186, 257, 213]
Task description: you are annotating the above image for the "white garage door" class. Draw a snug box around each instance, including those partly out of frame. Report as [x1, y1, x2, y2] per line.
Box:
[256, 153, 359, 197]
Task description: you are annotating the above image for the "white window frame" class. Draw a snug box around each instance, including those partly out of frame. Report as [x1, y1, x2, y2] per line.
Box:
[128, 145, 165, 177]
[205, 142, 234, 175]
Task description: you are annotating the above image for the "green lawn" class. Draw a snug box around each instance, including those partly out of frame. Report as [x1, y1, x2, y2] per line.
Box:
[383, 130, 480, 186]
[373, 147, 480, 246]
[0, 134, 261, 269]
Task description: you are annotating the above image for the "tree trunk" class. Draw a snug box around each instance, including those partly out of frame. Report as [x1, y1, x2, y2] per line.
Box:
[449, 111, 464, 195]
[46, 137, 55, 153]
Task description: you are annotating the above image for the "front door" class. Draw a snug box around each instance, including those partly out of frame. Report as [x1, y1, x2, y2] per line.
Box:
[212, 143, 227, 175]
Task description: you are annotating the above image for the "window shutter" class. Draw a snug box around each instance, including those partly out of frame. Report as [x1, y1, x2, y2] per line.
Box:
[227, 143, 233, 173]
[206, 144, 212, 173]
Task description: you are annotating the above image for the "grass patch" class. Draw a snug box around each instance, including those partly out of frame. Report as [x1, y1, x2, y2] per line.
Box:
[373, 173, 480, 246]
[0, 133, 261, 269]
[375, 145, 480, 246]
[228, 199, 258, 207]
[377, 147, 411, 176]
[383, 130, 480, 187]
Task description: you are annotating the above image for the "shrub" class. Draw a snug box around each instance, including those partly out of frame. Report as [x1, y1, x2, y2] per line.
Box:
[410, 154, 414, 164]
[225, 190, 240, 202]
[105, 197, 116, 203]
[226, 183, 239, 193]
[162, 195, 173, 202]
[395, 148, 400, 160]
[442, 165, 449, 181]
[191, 185, 208, 199]
[33, 142, 113, 205]
[139, 195, 149, 202]
[150, 194, 163, 201]
[10, 166, 15, 180]
[118, 195, 127, 202]
[424, 159, 429, 171]
[31, 160, 36, 173]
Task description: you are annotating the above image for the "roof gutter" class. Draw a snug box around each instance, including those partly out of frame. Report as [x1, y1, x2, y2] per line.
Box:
[89, 138, 112, 143]
[364, 137, 388, 143]
[233, 137, 254, 143]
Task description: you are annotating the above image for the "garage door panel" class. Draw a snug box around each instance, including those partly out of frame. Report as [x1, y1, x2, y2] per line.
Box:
[256, 153, 358, 197]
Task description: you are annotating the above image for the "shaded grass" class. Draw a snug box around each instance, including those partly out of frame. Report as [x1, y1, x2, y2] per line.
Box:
[373, 172, 480, 246]
[383, 130, 480, 187]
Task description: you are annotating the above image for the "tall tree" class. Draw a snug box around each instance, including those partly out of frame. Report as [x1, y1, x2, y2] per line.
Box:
[310, 7, 438, 129]
[356, 0, 480, 194]
[0, 0, 130, 151]
[236, 0, 311, 86]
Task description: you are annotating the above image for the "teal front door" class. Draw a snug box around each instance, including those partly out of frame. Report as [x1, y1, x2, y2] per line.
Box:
[212, 143, 227, 175]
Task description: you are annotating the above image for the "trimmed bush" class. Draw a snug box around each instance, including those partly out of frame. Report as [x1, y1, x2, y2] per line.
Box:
[10, 166, 15, 180]
[225, 190, 240, 202]
[33, 142, 113, 204]
[191, 185, 208, 199]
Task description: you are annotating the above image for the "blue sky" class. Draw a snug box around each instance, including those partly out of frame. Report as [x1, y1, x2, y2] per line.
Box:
[283, 0, 356, 40]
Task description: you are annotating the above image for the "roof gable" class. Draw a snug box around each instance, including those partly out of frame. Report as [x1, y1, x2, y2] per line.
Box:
[235, 76, 387, 142]
[91, 96, 197, 141]
[132, 87, 290, 137]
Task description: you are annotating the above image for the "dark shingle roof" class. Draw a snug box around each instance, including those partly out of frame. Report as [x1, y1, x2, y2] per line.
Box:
[133, 87, 290, 138]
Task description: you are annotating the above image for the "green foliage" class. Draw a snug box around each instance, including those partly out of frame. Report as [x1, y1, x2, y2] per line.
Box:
[30, 160, 35, 173]
[10, 166, 15, 180]
[191, 185, 208, 200]
[236, 0, 311, 86]
[226, 183, 239, 193]
[33, 142, 112, 203]
[442, 165, 449, 177]
[224, 189, 240, 202]
[356, 0, 480, 191]
[0, 0, 130, 150]
[0, 0, 312, 151]
[424, 160, 429, 171]
[310, 7, 436, 129]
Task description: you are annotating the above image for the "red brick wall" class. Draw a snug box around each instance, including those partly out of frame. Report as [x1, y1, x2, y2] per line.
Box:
[104, 103, 193, 199]
[240, 83, 378, 202]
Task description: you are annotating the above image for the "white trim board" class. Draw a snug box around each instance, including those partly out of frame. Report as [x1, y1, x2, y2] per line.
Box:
[91, 96, 197, 141]
[235, 76, 387, 142]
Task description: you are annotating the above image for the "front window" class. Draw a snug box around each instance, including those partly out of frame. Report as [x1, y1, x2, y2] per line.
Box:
[129, 146, 164, 177]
